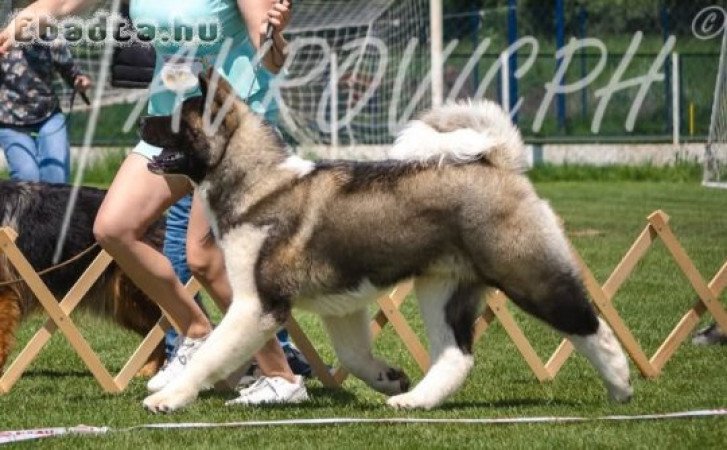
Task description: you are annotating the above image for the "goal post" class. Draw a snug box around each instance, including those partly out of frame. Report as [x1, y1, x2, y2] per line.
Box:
[703, 30, 727, 189]
[430, 0, 444, 107]
[278, 0, 431, 148]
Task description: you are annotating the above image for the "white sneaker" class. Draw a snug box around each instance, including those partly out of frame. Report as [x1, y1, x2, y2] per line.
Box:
[225, 375, 309, 406]
[146, 334, 208, 393]
[235, 374, 260, 390]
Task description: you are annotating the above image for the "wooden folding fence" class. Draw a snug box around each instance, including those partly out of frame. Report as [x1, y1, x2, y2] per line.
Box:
[0, 209, 725, 393]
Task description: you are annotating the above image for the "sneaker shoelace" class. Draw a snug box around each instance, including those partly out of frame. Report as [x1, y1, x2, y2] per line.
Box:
[163, 337, 204, 371]
[158, 337, 182, 372]
[239, 377, 285, 399]
[175, 339, 200, 365]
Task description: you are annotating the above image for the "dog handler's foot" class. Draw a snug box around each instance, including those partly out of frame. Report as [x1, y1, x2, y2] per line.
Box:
[225, 375, 309, 406]
[147, 334, 208, 393]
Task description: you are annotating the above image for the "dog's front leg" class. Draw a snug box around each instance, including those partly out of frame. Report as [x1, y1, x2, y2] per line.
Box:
[142, 298, 276, 413]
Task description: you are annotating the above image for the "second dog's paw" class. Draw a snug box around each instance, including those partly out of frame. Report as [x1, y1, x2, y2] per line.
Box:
[386, 392, 437, 410]
[142, 386, 198, 413]
[373, 367, 410, 396]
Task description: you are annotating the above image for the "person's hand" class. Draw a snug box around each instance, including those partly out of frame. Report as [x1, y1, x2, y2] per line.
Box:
[1, 16, 34, 56]
[74, 74, 92, 92]
[0, 24, 15, 55]
[259, 0, 291, 41]
[0, 16, 31, 56]
[258, 0, 291, 73]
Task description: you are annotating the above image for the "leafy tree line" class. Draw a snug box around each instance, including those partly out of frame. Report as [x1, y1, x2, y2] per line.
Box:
[443, 0, 718, 36]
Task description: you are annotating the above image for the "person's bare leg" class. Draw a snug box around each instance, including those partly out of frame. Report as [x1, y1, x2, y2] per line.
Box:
[93, 154, 210, 338]
[186, 193, 295, 382]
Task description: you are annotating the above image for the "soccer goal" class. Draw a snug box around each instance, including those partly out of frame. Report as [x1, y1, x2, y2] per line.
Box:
[278, 0, 431, 148]
[703, 30, 727, 189]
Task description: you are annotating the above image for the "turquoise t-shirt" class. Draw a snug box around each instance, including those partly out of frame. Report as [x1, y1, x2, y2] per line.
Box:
[129, 0, 277, 156]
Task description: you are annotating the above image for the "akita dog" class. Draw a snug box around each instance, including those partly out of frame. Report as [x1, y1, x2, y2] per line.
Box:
[139, 71, 632, 412]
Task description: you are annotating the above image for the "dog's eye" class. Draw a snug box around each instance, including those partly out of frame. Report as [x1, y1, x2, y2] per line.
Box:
[184, 127, 207, 150]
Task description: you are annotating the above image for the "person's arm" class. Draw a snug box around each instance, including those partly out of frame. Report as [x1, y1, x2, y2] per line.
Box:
[51, 43, 92, 93]
[236, 0, 292, 74]
[0, 0, 100, 54]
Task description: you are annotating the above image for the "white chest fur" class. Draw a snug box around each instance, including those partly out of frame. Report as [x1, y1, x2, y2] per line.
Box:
[197, 182, 221, 238]
[294, 279, 390, 317]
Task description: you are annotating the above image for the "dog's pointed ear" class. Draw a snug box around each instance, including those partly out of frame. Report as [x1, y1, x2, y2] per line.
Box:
[198, 67, 213, 99]
[212, 73, 234, 107]
[199, 68, 237, 109]
[198, 68, 244, 136]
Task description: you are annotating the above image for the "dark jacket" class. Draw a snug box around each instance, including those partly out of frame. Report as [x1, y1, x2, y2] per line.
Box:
[0, 42, 83, 127]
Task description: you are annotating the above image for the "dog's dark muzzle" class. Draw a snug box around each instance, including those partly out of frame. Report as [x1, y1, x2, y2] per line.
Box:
[147, 149, 190, 175]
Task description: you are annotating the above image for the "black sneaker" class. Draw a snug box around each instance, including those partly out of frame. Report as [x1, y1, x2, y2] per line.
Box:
[692, 322, 727, 345]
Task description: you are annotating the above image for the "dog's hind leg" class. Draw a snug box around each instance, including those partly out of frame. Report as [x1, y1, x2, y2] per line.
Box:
[482, 199, 633, 402]
[494, 262, 633, 403]
[464, 195, 633, 402]
[387, 277, 480, 410]
[567, 317, 633, 402]
[322, 308, 410, 396]
[505, 278, 632, 402]
[0, 289, 21, 373]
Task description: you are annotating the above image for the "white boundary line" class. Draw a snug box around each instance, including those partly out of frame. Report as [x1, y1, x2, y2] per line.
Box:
[2, 409, 726, 445]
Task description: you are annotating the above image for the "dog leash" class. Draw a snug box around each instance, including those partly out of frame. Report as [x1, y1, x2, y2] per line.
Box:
[0, 242, 100, 288]
[63, 85, 90, 141]
[20, 85, 90, 141]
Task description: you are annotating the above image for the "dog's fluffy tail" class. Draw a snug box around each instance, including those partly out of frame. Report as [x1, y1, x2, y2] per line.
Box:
[389, 100, 527, 173]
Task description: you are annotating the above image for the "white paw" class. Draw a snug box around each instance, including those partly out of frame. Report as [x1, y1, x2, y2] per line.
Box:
[142, 385, 198, 413]
[386, 392, 438, 410]
[607, 381, 634, 403]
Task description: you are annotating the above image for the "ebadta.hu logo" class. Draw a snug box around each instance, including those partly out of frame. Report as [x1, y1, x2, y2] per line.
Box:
[7, 10, 223, 47]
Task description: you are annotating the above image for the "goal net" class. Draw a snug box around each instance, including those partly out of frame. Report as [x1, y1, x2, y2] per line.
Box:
[704, 30, 727, 189]
[3, 0, 432, 148]
[278, 0, 431, 148]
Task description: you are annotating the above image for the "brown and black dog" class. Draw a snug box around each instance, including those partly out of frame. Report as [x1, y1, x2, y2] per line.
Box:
[0, 180, 164, 376]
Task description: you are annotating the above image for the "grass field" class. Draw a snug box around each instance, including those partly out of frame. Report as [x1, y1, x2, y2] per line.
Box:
[0, 176, 726, 448]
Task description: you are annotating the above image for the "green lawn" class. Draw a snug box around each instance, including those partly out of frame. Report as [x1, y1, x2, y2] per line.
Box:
[1, 180, 726, 448]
